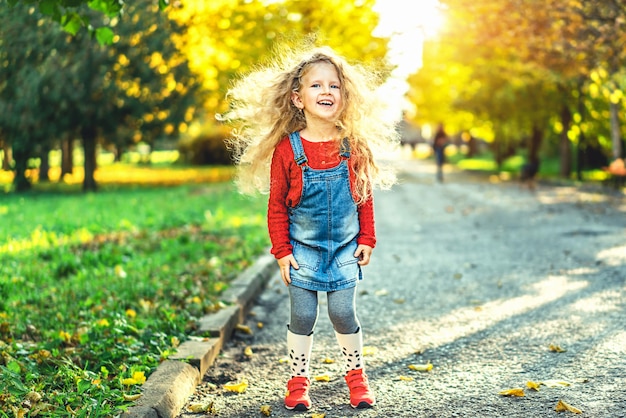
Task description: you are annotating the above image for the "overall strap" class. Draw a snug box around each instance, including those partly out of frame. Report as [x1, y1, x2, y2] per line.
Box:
[340, 137, 351, 159]
[288, 131, 308, 166]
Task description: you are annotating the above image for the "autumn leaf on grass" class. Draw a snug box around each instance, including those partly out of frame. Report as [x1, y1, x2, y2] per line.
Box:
[244, 346, 253, 357]
[498, 388, 525, 397]
[260, 405, 272, 416]
[542, 380, 571, 388]
[555, 399, 582, 414]
[224, 379, 248, 393]
[526, 381, 541, 391]
[123, 393, 142, 401]
[549, 344, 567, 353]
[235, 324, 252, 334]
[408, 363, 433, 372]
[314, 374, 331, 382]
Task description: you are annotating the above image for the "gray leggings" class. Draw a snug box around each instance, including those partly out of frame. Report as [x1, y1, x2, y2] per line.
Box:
[288, 285, 360, 335]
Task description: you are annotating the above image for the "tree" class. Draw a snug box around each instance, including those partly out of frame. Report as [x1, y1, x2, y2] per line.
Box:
[0, 0, 202, 192]
[409, 0, 625, 176]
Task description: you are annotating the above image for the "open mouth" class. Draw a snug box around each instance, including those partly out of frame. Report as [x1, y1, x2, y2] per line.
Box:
[318, 100, 333, 107]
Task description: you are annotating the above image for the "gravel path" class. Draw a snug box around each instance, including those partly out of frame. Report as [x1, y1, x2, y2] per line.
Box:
[179, 158, 626, 418]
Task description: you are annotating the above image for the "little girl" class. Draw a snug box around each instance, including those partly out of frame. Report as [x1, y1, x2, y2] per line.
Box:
[221, 43, 398, 411]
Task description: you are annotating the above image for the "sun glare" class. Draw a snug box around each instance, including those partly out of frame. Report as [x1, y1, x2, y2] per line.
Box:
[373, 1, 446, 119]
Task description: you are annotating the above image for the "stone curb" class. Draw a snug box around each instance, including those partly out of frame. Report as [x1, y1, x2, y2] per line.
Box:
[121, 253, 278, 418]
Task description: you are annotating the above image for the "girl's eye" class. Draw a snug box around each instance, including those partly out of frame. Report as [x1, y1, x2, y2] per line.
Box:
[331, 85, 340, 89]
[311, 83, 320, 88]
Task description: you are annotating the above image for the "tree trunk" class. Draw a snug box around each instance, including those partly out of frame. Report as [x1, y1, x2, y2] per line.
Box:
[559, 104, 572, 178]
[12, 141, 31, 192]
[2, 142, 11, 171]
[61, 136, 74, 176]
[39, 145, 51, 182]
[609, 101, 623, 159]
[82, 125, 98, 192]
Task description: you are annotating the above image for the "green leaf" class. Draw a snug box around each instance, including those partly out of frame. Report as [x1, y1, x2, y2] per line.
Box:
[95, 26, 115, 45]
[61, 12, 83, 35]
[39, 0, 60, 17]
[88, 0, 123, 17]
[7, 360, 21, 374]
[158, 0, 169, 10]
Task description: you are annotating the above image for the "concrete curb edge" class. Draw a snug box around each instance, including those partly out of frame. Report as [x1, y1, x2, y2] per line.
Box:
[121, 253, 278, 418]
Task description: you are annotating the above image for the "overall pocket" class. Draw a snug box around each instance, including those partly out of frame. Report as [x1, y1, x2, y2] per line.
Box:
[292, 241, 322, 272]
[334, 240, 359, 267]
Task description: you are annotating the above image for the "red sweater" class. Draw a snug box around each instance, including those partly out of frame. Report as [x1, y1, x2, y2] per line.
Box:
[268, 136, 376, 259]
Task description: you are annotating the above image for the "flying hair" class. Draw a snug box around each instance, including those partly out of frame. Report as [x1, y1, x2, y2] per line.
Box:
[218, 43, 399, 204]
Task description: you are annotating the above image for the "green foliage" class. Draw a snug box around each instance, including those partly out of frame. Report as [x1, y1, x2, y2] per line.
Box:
[0, 180, 269, 416]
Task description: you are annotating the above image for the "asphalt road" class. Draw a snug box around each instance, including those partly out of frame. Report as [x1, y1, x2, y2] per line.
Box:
[178, 157, 626, 418]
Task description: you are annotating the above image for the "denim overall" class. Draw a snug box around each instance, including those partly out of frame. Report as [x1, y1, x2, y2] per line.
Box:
[287, 131, 362, 292]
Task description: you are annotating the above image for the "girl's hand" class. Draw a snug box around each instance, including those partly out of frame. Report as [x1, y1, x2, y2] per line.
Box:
[277, 254, 299, 286]
[354, 244, 373, 266]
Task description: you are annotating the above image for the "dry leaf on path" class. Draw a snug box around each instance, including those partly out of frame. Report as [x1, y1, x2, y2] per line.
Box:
[311, 414, 326, 418]
[235, 324, 252, 334]
[244, 346, 253, 357]
[498, 388, 525, 397]
[549, 344, 567, 353]
[526, 381, 541, 391]
[260, 405, 272, 416]
[555, 399, 582, 414]
[224, 379, 248, 393]
[542, 380, 571, 388]
[363, 346, 378, 356]
[322, 357, 335, 364]
[314, 374, 331, 382]
[408, 363, 433, 372]
[399, 375, 414, 381]
[187, 401, 215, 413]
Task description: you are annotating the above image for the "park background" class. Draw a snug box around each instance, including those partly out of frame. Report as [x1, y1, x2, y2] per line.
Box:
[0, 0, 624, 416]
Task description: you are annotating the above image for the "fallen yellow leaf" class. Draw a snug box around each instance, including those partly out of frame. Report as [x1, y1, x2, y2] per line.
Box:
[408, 363, 433, 372]
[322, 357, 335, 364]
[363, 346, 378, 356]
[314, 374, 331, 382]
[311, 414, 326, 418]
[123, 393, 142, 401]
[555, 399, 582, 414]
[549, 344, 567, 353]
[244, 346, 253, 357]
[187, 401, 215, 413]
[542, 380, 571, 388]
[278, 357, 289, 363]
[498, 388, 525, 397]
[526, 381, 541, 391]
[224, 379, 248, 393]
[235, 324, 252, 334]
[399, 375, 414, 381]
[257, 322, 264, 329]
[260, 405, 272, 416]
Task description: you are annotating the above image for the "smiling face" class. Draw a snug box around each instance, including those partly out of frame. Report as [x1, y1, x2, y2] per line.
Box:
[292, 61, 343, 125]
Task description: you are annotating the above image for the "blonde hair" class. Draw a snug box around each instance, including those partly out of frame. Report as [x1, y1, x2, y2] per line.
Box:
[220, 43, 399, 204]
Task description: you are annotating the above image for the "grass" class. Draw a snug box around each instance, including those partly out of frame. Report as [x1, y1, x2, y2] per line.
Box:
[445, 149, 612, 183]
[0, 164, 270, 417]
